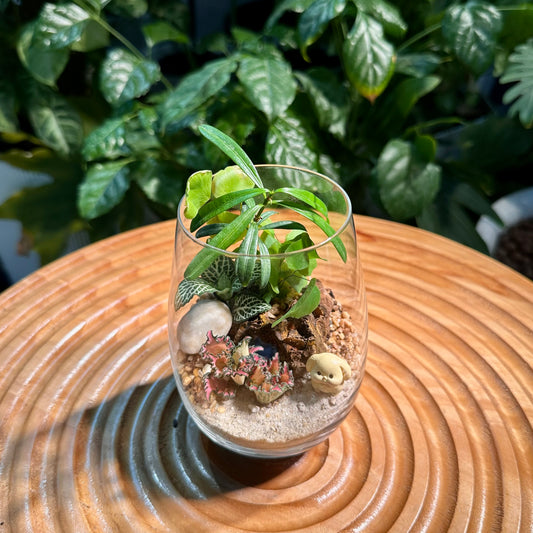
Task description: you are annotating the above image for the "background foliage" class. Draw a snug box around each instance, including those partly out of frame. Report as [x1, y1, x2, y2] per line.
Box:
[1, 0, 533, 263]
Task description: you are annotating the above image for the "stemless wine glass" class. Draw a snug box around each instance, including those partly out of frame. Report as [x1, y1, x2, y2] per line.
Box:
[168, 165, 368, 458]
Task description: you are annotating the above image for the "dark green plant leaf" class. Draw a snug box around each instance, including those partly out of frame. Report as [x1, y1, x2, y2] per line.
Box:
[442, 1, 502, 75]
[237, 55, 297, 120]
[190, 188, 267, 232]
[0, 76, 19, 132]
[257, 239, 271, 290]
[295, 68, 350, 137]
[195, 223, 227, 238]
[343, 12, 395, 101]
[199, 124, 263, 187]
[231, 293, 271, 322]
[131, 157, 184, 212]
[159, 58, 237, 132]
[82, 117, 130, 161]
[265, 0, 316, 30]
[353, 0, 407, 38]
[142, 20, 189, 47]
[17, 21, 70, 86]
[298, 0, 346, 58]
[99, 48, 161, 106]
[501, 39, 533, 128]
[236, 221, 259, 286]
[201, 255, 236, 286]
[266, 113, 319, 170]
[71, 20, 110, 51]
[108, 0, 147, 17]
[395, 52, 441, 78]
[375, 138, 441, 220]
[175, 278, 216, 310]
[184, 204, 261, 279]
[25, 84, 83, 156]
[498, 5, 533, 58]
[37, 2, 91, 49]
[272, 278, 320, 326]
[78, 160, 132, 219]
[261, 221, 307, 231]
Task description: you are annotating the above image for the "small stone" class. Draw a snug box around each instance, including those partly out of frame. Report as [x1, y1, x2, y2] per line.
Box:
[297, 402, 306, 411]
[329, 397, 337, 406]
[177, 299, 232, 354]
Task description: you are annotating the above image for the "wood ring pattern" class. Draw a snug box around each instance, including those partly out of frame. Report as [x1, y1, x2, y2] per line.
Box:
[1, 217, 532, 532]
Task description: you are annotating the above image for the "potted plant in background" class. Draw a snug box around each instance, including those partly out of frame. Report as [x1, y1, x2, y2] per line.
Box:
[168, 125, 368, 457]
[1, 0, 533, 275]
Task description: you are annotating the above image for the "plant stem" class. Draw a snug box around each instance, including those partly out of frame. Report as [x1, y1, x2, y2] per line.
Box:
[397, 23, 441, 53]
[73, 0, 173, 90]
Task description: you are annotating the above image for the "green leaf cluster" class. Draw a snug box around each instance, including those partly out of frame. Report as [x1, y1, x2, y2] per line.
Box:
[2, 0, 533, 266]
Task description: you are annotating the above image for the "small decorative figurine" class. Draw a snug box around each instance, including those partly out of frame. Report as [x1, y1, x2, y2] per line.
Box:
[306, 352, 352, 395]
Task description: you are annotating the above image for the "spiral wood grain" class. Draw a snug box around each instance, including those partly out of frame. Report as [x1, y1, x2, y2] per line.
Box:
[1, 217, 532, 532]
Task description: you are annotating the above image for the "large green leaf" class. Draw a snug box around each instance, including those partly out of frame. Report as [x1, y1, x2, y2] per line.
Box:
[501, 39, 533, 128]
[71, 20, 110, 52]
[25, 84, 83, 156]
[442, 1, 502, 75]
[375, 138, 441, 220]
[297, 0, 346, 57]
[78, 160, 132, 219]
[395, 53, 441, 78]
[266, 113, 319, 171]
[99, 48, 161, 106]
[343, 12, 395, 101]
[159, 57, 237, 132]
[236, 55, 297, 121]
[131, 157, 184, 212]
[17, 21, 70, 86]
[82, 117, 130, 161]
[272, 278, 321, 326]
[37, 2, 91, 49]
[353, 0, 407, 38]
[295, 68, 350, 137]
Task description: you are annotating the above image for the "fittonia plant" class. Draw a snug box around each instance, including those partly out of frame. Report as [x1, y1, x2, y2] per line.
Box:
[174, 124, 347, 327]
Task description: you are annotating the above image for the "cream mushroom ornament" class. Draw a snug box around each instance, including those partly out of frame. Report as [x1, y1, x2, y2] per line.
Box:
[306, 352, 352, 394]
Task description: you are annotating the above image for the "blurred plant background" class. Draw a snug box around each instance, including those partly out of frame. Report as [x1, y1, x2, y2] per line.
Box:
[1, 0, 533, 268]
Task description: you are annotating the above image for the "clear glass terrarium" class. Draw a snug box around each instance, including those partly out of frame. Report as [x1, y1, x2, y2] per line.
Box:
[168, 164, 368, 458]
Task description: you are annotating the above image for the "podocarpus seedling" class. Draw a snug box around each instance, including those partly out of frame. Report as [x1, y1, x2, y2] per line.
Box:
[175, 124, 347, 326]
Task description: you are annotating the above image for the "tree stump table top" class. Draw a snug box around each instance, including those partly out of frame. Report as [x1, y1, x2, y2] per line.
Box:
[1, 216, 532, 532]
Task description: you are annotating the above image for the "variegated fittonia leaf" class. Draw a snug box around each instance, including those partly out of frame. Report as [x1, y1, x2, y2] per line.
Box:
[231, 293, 271, 322]
[174, 278, 216, 310]
[201, 255, 236, 286]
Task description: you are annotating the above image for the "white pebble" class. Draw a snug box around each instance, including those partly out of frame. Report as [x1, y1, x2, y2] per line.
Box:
[177, 299, 232, 354]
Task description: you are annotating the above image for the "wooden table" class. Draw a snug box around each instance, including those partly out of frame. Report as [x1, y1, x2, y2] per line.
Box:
[1, 217, 532, 532]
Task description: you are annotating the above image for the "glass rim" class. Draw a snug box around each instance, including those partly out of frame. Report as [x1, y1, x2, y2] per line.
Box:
[176, 164, 353, 259]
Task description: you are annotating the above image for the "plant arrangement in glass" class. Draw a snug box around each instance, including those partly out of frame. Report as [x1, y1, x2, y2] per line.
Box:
[168, 125, 367, 457]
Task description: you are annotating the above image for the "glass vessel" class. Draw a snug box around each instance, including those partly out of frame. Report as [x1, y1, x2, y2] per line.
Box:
[168, 165, 368, 458]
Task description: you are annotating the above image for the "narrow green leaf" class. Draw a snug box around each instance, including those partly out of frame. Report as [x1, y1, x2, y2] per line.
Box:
[257, 239, 271, 290]
[184, 205, 261, 279]
[272, 278, 321, 326]
[190, 188, 267, 231]
[142, 20, 189, 48]
[274, 187, 328, 218]
[343, 12, 395, 101]
[236, 222, 259, 286]
[236, 55, 297, 120]
[198, 124, 263, 188]
[261, 221, 307, 231]
[275, 200, 347, 261]
[442, 1, 502, 75]
[99, 48, 160, 105]
[195, 223, 227, 238]
[78, 160, 131, 219]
